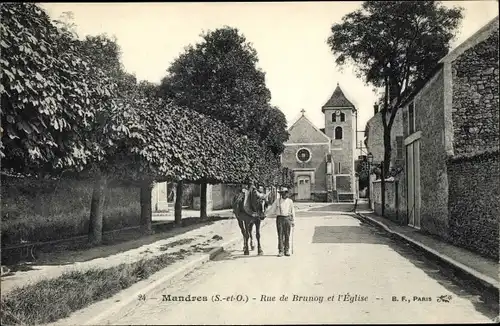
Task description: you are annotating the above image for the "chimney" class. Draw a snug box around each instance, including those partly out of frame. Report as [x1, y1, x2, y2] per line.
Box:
[374, 104, 379, 115]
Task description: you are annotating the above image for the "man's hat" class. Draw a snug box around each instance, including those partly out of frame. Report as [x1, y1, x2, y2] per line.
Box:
[278, 187, 289, 193]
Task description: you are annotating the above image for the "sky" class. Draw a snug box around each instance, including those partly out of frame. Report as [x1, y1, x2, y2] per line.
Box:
[41, 1, 499, 139]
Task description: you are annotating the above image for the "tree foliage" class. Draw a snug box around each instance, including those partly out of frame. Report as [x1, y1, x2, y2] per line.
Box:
[256, 105, 289, 155]
[1, 3, 288, 196]
[356, 159, 370, 182]
[0, 3, 116, 173]
[328, 1, 463, 97]
[1, 4, 152, 180]
[127, 96, 283, 185]
[1, 3, 289, 246]
[159, 26, 289, 154]
[327, 1, 463, 174]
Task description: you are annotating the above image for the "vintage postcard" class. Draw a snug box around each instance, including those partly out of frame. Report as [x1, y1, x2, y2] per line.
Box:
[1, 1, 499, 325]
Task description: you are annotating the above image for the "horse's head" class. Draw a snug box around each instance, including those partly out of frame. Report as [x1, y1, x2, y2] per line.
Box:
[249, 188, 267, 220]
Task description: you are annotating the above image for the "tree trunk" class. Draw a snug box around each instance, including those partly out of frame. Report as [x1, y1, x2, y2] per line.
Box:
[140, 181, 154, 234]
[200, 181, 207, 219]
[381, 126, 392, 217]
[174, 181, 183, 226]
[383, 130, 392, 176]
[381, 161, 386, 217]
[382, 71, 392, 177]
[88, 174, 107, 245]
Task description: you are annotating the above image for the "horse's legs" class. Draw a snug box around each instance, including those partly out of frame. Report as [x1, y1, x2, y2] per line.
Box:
[238, 218, 246, 251]
[237, 218, 249, 255]
[243, 221, 250, 255]
[249, 222, 255, 251]
[255, 219, 263, 255]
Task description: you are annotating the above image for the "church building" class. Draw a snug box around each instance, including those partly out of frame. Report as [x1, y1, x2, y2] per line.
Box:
[281, 83, 357, 202]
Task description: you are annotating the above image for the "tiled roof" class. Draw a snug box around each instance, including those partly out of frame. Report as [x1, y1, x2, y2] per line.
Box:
[322, 84, 356, 112]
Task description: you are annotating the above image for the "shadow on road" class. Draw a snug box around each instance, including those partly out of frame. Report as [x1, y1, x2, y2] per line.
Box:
[312, 225, 388, 244]
[297, 211, 356, 218]
[308, 202, 370, 212]
[312, 221, 498, 320]
[213, 250, 279, 261]
[2, 215, 233, 273]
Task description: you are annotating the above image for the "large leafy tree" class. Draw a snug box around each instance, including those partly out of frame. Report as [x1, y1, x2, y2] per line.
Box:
[0, 3, 115, 174]
[327, 1, 463, 175]
[159, 26, 289, 218]
[1, 4, 141, 244]
[257, 105, 289, 155]
[2, 4, 288, 238]
[159, 26, 288, 148]
[56, 21, 143, 242]
[160, 27, 270, 137]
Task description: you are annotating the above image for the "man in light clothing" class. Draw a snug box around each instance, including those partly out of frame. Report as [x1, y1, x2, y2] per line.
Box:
[267, 187, 295, 257]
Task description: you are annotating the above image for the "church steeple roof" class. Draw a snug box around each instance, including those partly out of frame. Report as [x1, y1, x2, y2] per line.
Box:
[322, 83, 356, 112]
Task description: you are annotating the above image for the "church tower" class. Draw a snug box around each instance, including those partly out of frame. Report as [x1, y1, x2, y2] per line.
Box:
[322, 83, 357, 202]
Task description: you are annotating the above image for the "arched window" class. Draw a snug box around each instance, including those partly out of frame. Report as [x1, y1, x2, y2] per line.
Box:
[335, 126, 343, 140]
[340, 112, 346, 122]
[332, 113, 337, 122]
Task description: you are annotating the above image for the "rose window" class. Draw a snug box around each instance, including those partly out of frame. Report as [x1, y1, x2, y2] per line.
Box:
[297, 148, 311, 162]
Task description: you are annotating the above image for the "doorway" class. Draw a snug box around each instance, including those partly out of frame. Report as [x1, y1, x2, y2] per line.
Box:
[297, 175, 311, 200]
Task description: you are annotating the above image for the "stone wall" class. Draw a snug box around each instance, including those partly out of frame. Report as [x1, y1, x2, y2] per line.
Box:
[212, 184, 241, 210]
[311, 192, 328, 202]
[404, 69, 450, 239]
[396, 170, 408, 224]
[192, 184, 213, 211]
[365, 113, 384, 163]
[372, 181, 382, 215]
[447, 152, 499, 260]
[314, 159, 328, 192]
[335, 175, 351, 192]
[451, 30, 499, 156]
[1, 175, 141, 246]
[368, 174, 376, 210]
[371, 179, 405, 223]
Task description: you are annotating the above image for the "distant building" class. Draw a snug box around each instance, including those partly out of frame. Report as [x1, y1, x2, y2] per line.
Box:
[151, 182, 173, 212]
[280, 84, 357, 202]
[364, 105, 405, 169]
[364, 102, 406, 215]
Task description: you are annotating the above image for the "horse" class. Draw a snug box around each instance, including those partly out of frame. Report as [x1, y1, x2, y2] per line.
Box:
[232, 188, 269, 255]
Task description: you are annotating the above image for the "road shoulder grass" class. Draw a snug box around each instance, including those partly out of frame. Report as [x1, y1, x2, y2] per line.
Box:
[1, 242, 222, 325]
[1, 225, 227, 325]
